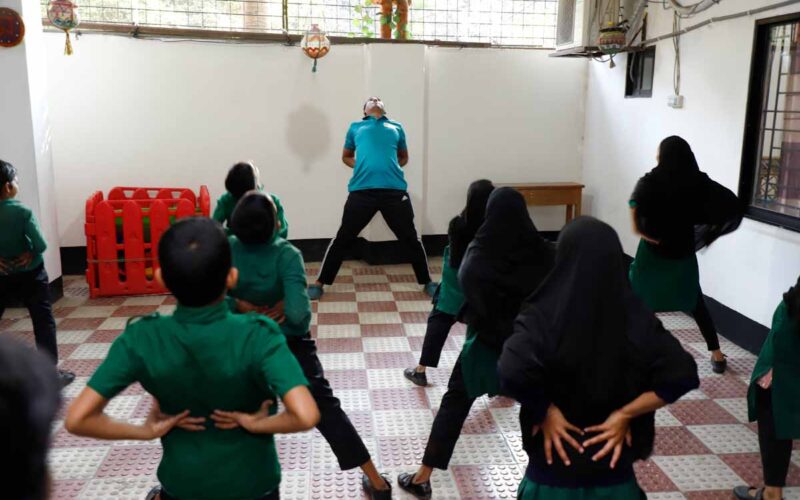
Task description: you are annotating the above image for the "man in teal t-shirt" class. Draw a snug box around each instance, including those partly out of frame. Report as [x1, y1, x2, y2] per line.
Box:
[308, 97, 436, 300]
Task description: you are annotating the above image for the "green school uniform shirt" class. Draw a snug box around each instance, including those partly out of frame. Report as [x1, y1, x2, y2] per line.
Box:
[213, 191, 289, 240]
[87, 301, 308, 500]
[629, 239, 700, 313]
[0, 199, 46, 274]
[748, 300, 800, 439]
[516, 477, 645, 500]
[460, 325, 501, 399]
[435, 246, 465, 316]
[229, 236, 312, 338]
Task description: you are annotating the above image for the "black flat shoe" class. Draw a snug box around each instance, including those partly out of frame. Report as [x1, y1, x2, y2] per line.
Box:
[733, 486, 764, 499]
[58, 369, 76, 388]
[404, 368, 428, 387]
[362, 473, 392, 500]
[711, 355, 727, 374]
[397, 472, 432, 500]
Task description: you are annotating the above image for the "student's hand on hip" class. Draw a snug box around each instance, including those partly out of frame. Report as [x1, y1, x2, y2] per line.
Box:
[582, 410, 633, 469]
[211, 400, 274, 433]
[539, 404, 584, 467]
[13, 251, 33, 269]
[236, 299, 259, 314]
[258, 301, 286, 325]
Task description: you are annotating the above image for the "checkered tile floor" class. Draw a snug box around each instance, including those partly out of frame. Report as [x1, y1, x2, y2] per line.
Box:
[2, 259, 800, 499]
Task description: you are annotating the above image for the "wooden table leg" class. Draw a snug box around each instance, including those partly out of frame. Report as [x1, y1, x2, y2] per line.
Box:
[575, 196, 582, 217]
[565, 204, 574, 224]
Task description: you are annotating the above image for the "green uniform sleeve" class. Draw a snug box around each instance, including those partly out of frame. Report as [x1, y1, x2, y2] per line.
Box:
[25, 211, 47, 255]
[87, 328, 142, 399]
[270, 194, 289, 240]
[252, 322, 308, 397]
[212, 194, 231, 225]
[278, 247, 312, 336]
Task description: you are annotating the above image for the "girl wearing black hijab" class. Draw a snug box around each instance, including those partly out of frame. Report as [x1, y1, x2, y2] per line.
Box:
[404, 180, 495, 387]
[398, 187, 555, 499]
[498, 217, 699, 500]
[629, 136, 742, 373]
[733, 277, 800, 500]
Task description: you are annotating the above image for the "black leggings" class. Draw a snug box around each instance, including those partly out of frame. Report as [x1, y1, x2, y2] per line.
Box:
[317, 189, 431, 285]
[756, 386, 793, 487]
[0, 265, 59, 364]
[287, 336, 371, 470]
[418, 308, 457, 368]
[689, 293, 720, 352]
[422, 359, 476, 469]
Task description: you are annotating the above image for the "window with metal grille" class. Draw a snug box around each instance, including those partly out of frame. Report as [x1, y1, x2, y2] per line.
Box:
[41, 0, 558, 47]
[741, 14, 800, 231]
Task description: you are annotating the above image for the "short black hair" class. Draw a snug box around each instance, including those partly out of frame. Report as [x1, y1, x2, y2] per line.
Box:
[0, 336, 60, 500]
[225, 162, 257, 201]
[230, 191, 277, 245]
[0, 159, 17, 187]
[158, 217, 231, 307]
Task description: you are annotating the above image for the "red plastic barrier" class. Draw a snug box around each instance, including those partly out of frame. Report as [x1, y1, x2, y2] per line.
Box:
[85, 186, 210, 298]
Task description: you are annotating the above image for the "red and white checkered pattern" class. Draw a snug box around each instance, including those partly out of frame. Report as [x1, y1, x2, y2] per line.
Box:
[2, 260, 799, 499]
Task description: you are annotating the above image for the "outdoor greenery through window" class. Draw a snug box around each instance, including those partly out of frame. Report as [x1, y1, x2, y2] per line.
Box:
[41, 0, 558, 47]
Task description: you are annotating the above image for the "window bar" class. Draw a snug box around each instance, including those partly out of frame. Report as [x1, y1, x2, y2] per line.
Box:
[764, 25, 789, 205]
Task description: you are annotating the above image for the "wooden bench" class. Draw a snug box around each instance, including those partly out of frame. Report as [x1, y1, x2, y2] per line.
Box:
[502, 182, 584, 224]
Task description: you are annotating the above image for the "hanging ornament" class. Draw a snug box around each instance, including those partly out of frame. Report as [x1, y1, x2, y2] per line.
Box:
[47, 0, 80, 56]
[301, 24, 331, 73]
[0, 8, 25, 48]
[597, 23, 627, 56]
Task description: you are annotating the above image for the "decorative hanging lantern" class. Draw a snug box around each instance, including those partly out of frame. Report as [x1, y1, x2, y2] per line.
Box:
[0, 8, 25, 48]
[597, 23, 626, 56]
[47, 0, 80, 56]
[301, 24, 331, 73]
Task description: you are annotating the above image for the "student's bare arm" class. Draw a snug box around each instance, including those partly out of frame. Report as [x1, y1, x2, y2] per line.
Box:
[398, 149, 409, 167]
[630, 207, 660, 245]
[342, 149, 356, 168]
[65, 387, 204, 440]
[211, 385, 320, 434]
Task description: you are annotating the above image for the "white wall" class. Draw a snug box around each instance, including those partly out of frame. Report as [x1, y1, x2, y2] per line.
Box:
[0, 0, 61, 280]
[44, 34, 587, 247]
[582, 0, 800, 326]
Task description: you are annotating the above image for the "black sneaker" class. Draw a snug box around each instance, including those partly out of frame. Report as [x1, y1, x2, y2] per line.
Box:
[404, 368, 428, 387]
[398, 472, 432, 500]
[733, 486, 764, 499]
[58, 369, 76, 388]
[711, 355, 727, 374]
[362, 473, 392, 500]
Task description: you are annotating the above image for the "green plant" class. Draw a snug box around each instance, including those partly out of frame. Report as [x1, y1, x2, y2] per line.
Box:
[353, 0, 411, 39]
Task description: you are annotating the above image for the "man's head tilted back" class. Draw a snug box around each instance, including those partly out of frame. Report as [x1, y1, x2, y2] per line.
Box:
[363, 97, 386, 118]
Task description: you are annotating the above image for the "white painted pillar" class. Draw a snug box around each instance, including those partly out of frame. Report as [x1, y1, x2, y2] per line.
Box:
[0, 0, 62, 281]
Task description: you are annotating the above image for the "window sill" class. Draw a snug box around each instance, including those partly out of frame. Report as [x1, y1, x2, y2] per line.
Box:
[744, 206, 800, 233]
[47, 22, 554, 50]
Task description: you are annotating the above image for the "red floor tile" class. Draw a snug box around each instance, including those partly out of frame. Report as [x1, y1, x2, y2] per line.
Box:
[634, 459, 678, 492]
[720, 452, 800, 487]
[112, 305, 159, 317]
[669, 400, 739, 426]
[319, 292, 357, 303]
[358, 301, 398, 312]
[95, 445, 162, 478]
[353, 267, 387, 275]
[701, 376, 750, 399]
[316, 338, 364, 353]
[51, 480, 87, 500]
[400, 312, 430, 324]
[317, 313, 360, 325]
[653, 426, 712, 456]
[58, 318, 106, 330]
[326, 369, 369, 390]
[393, 291, 430, 301]
[59, 358, 103, 377]
[354, 283, 391, 292]
[87, 329, 124, 343]
[387, 274, 417, 283]
[685, 490, 738, 499]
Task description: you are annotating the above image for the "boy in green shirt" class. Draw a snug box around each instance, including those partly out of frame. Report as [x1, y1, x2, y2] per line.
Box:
[227, 192, 392, 500]
[65, 217, 319, 500]
[0, 159, 75, 387]
[213, 162, 289, 239]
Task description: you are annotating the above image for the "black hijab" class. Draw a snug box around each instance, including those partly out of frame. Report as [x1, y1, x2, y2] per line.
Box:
[498, 217, 699, 484]
[458, 187, 556, 350]
[448, 179, 495, 268]
[784, 276, 800, 322]
[631, 136, 743, 258]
